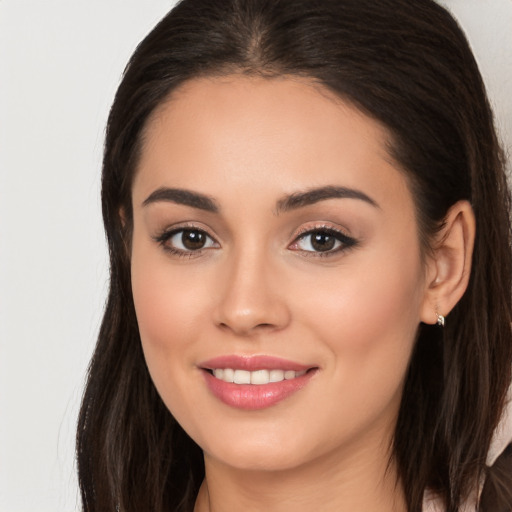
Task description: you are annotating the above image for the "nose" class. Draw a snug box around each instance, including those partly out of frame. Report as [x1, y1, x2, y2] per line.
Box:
[213, 248, 291, 336]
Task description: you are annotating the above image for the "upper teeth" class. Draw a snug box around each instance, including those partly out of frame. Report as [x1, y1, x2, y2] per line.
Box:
[212, 368, 306, 385]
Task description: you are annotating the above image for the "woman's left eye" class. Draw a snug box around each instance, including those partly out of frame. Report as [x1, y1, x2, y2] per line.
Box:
[290, 228, 357, 255]
[155, 228, 218, 254]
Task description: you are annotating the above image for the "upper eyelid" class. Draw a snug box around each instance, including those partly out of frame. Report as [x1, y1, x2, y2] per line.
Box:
[289, 224, 358, 253]
[154, 226, 220, 258]
[292, 223, 352, 239]
[153, 225, 219, 250]
[291, 230, 355, 247]
[155, 222, 217, 238]
[153, 222, 355, 247]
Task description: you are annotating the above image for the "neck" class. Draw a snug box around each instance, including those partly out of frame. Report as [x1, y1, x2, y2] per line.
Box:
[194, 430, 407, 512]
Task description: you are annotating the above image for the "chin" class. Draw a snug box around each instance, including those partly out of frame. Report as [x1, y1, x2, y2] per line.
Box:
[197, 424, 330, 473]
[209, 446, 310, 472]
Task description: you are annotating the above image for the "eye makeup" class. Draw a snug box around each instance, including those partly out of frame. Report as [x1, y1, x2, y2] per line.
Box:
[153, 223, 219, 258]
[288, 224, 359, 258]
[152, 220, 359, 260]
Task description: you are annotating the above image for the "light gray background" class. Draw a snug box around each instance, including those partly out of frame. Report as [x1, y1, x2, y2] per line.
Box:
[0, 1, 511, 511]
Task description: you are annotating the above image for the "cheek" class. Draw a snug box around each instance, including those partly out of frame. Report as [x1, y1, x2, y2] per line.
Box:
[293, 240, 424, 416]
[132, 262, 184, 353]
[130, 239, 206, 397]
[342, 264, 421, 350]
[131, 228, 209, 341]
[130, 245, 225, 448]
[299, 250, 422, 337]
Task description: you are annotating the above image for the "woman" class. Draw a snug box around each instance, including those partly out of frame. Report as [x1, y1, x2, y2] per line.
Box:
[76, 0, 512, 510]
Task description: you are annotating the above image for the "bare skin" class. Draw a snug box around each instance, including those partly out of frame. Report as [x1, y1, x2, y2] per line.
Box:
[129, 75, 475, 512]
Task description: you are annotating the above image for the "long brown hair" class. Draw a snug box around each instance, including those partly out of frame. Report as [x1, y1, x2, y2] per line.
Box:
[77, 1, 512, 510]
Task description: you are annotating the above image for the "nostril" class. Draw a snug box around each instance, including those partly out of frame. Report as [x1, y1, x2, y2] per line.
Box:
[213, 294, 292, 335]
[216, 320, 279, 335]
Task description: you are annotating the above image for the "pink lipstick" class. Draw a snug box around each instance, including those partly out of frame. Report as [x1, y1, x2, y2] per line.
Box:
[199, 355, 317, 410]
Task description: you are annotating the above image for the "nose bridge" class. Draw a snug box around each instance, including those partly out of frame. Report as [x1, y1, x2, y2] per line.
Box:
[214, 242, 290, 335]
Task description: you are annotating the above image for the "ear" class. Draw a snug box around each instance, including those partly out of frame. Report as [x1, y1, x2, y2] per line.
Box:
[420, 200, 476, 325]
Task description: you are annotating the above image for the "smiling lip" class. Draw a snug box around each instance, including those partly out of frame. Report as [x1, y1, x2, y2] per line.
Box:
[199, 355, 317, 410]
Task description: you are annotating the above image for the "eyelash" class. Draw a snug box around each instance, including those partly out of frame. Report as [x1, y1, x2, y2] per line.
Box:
[289, 225, 358, 257]
[153, 224, 358, 258]
[153, 226, 219, 258]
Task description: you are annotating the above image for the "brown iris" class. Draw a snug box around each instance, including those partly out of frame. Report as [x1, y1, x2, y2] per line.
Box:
[310, 231, 336, 252]
[181, 229, 207, 250]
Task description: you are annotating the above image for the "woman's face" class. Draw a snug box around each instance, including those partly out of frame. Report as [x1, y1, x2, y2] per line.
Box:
[130, 76, 432, 472]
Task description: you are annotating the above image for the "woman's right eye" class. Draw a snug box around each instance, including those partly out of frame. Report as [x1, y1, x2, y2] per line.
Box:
[155, 228, 219, 255]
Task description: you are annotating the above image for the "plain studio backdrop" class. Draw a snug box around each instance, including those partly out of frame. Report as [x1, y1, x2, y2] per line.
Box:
[0, 1, 511, 511]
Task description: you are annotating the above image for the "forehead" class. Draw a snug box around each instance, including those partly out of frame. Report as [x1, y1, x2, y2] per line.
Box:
[133, 75, 411, 212]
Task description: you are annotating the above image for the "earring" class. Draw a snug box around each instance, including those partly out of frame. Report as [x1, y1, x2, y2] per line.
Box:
[436, 312, 445, 327]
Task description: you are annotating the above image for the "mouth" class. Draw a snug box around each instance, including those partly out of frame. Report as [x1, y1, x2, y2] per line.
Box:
[199, 355, 318, 410]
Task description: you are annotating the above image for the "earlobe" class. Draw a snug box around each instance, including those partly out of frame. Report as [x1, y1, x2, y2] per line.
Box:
[420, 200, 476, 325]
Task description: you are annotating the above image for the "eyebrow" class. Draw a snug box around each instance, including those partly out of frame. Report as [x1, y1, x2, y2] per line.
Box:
[142, 184, 378, 214]
[142, 187, 219, 213]
[275, 185, 379, 213]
